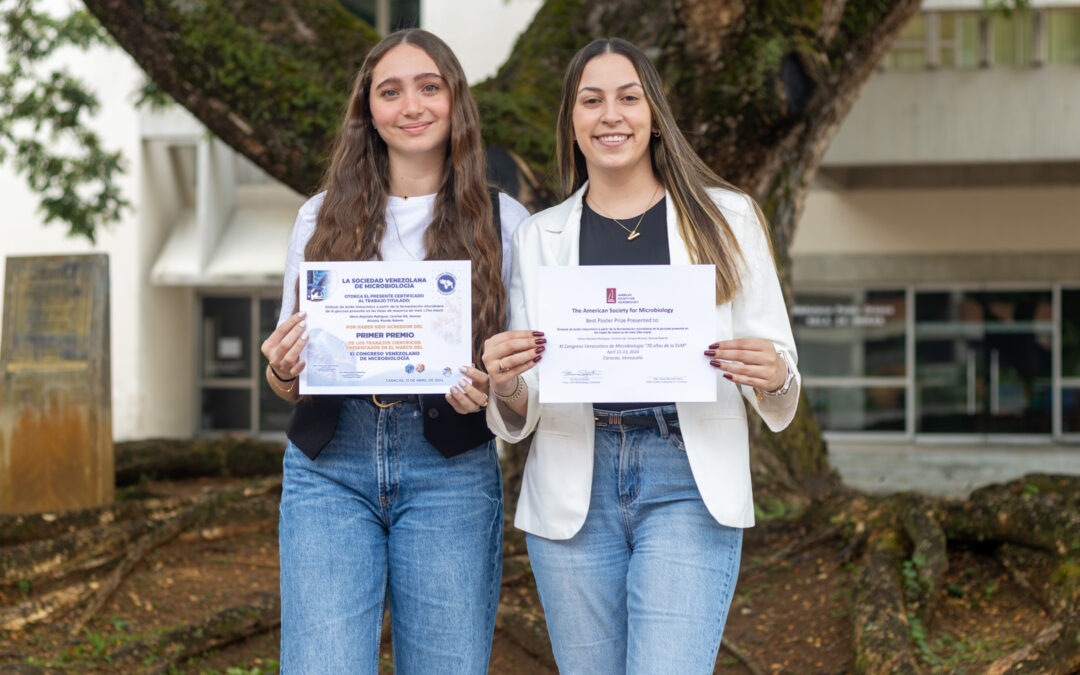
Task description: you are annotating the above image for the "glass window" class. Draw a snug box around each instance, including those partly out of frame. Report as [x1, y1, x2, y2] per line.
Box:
[201, 297, 251, 379]
[792, 289, 906, 379]
[202, 388, 252, 431]
[992, 10, 1035, 67]
[807, 386, 907, 433]
[1048, 9, 1080, 64]
[884, 14, 927, 70]
[1064, 388, 1080, 434]
[259, 297, 293, 432]
[941, 13, 981, 68]
[1063, 289, 1080, 378]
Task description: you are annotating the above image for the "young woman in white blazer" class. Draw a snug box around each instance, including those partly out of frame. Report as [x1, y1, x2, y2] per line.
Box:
[481, 38, 801, 673]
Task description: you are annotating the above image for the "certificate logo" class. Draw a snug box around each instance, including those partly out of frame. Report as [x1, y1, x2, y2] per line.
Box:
[405, 364, 415, 374]
[415, 363, 425, 373]
[307, 270, 330, 302]
[442, 366, 452, 376]
[606, 288, 617, 304]
[436, 272, 457, 295]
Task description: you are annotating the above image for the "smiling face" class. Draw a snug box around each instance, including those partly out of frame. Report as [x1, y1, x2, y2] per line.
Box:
[571, 53, 656, 182]
[368, 43, 451, 163]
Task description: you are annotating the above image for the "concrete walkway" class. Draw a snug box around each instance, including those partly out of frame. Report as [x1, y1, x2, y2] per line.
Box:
[827, 441, 1080, 498]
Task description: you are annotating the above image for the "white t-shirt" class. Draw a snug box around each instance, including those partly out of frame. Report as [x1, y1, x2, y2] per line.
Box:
[277, 191, 530, 324]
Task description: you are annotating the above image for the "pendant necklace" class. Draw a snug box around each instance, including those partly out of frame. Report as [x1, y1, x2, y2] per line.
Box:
[589, 183, 662, 241]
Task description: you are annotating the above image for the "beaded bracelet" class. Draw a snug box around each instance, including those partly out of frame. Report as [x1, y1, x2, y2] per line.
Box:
[494, 375, 525, 403]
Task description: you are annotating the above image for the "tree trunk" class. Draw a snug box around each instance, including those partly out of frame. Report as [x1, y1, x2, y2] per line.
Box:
[114, 437, 285, 486]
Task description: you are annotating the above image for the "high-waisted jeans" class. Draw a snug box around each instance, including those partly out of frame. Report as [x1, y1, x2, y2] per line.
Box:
[526, 405, 743, 675]
[278, 398, 503, 674]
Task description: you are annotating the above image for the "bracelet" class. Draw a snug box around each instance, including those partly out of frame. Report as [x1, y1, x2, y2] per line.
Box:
[755, 349, 795, 402]
[493, 375, 525, 403]
[268, 364, 298, 383]
[269, 376, 296, 394]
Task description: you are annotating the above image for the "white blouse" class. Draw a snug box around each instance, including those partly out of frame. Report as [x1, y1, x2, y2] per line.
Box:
[277, 191, 529, 324]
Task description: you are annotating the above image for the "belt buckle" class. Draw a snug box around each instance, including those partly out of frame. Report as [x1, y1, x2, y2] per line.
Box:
[593, 412, 621, 427]
[372, 394, 401, 409]
[594, 414, 607, 427]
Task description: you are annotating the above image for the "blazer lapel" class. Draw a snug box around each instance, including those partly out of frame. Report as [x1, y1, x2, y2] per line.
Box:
[665, 192, 693, 265]
[540, 183, 587, 267]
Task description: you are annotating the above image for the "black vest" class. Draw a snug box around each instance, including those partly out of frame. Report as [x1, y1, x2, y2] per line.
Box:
[286, 189, 502, 461]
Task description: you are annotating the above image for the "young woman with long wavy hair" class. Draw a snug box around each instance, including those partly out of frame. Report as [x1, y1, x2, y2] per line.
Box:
[482, 38, 801, 673]
[260, 29, 528, 673]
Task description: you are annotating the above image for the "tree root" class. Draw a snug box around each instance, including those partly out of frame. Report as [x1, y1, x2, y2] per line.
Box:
[501, 553, 532, 586]
[0, 496, 189, 547]
[899, 496, 948, 625]
[740, 523, 842, 578]
[68, 477, 281, 635]
[719, 636, 768, 675]
[109, 593, 280, 672]
[0, 581, 98, 631]
[114, 437, 285, 486]
[851, 528, 922, 674]
[0, 519, 156, 586]
[981, 609, 1080, 674]
[496, 599, 554, 667]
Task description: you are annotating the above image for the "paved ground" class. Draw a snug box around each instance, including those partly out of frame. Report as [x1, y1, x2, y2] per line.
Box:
[827, 441, 1080, 498]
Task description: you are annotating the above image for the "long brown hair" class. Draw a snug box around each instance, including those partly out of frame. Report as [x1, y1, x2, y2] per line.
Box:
[306, 29, 504, 364]
[556, 38, 774, 304]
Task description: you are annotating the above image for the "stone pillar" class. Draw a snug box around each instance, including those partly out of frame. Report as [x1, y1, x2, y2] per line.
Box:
[0, 255, 112, 514]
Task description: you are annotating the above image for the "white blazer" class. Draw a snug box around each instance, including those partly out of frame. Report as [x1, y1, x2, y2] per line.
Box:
[487, 184, 801, 540]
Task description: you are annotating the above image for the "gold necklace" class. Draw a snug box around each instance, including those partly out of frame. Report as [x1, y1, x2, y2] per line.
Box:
[588, 183, 662, 241]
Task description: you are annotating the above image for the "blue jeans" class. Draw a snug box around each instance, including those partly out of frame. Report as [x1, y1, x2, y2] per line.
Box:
[526, 406, 743, 675]
[278, 399, 503, 674]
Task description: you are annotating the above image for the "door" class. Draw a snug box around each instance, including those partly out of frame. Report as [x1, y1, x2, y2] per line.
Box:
[915, 289, 1052, 437]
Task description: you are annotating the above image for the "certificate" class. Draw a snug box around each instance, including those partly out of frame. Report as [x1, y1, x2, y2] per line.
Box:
[537, 265, 716, 403]
[299, 260, 471, 394]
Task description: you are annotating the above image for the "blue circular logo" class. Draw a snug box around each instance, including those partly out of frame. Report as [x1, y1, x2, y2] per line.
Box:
[436, 272, 457, 295]
[405, 364, 415, 374]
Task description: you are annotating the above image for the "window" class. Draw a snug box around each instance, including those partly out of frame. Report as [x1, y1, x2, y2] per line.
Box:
[199, 293, 293, 435]
[883, 8, 1080, 70]
[793, 289, 909, 434]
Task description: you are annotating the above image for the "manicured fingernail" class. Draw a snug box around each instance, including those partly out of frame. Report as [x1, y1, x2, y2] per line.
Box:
[709, 360, 723, 368]
[535, 345, 545, 354]
[532, 331, 545, 336]
[460, 379, 470, 388]
[723, 373, 734, 380]
[533, 355, 542, 363]
[704, 350, 716, 356]
[460, 365, 471, 373]
[299, 311, 307, 318]
[535, 338, 547, 344]
[708, 343, 719, 349]
[301, 331, 309, 340]
[299, 320, 307, 328]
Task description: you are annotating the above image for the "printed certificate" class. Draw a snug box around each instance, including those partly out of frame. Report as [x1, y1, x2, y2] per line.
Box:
[299, 260, 471, 394]
[537, 265, 716, 403]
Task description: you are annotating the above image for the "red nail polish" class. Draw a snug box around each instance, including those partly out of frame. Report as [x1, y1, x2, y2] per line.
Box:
[723, 373, 734, 380]
[532, 331, 545, 336]
[704, 350, 716, 356]
[708, 343, 719, 349]
[709, 360, 723, 367]
[535, 338, 547, 345]
[533, 355, 542, 363]
[536, 346, 546, 353]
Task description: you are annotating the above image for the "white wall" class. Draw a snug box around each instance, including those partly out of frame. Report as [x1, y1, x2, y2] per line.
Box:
[795, 185, 1080, 255]
[0, 38, 149, 441]
[421, 0, 542, 82]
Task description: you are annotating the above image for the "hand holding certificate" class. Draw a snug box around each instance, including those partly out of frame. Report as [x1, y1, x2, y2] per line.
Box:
[299, 261, 471, 395]
[537, 265, 716, 403]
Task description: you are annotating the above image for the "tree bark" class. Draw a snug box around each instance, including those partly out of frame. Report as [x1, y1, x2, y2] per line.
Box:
[114, 437, 285, 486]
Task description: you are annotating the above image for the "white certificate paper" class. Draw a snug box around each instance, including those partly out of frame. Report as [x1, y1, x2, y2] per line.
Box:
[299, 260, 471, 394]
[537, 265, 716, 403]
